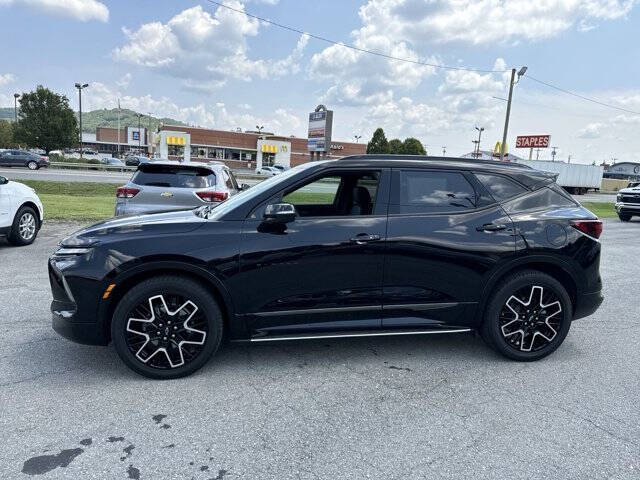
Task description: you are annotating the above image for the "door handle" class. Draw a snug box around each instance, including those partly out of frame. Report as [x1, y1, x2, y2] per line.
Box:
[476, 223, 507, 232]
[350, 233, 381, 244]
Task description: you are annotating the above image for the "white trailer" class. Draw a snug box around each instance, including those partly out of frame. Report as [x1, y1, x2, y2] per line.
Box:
[513, 159, 603, 194]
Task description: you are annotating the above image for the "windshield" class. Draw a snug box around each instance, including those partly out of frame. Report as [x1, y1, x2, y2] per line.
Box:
[198, 161, 329, 220]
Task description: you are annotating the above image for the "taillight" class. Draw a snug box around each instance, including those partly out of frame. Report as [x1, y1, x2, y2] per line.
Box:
[196, 191, 228, 202]
[116, 186, 140, 198]
[570, 219, 603, 239]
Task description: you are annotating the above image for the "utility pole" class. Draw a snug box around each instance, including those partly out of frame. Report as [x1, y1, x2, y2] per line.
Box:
[13, 93, 20, 122]
[500, 66, 527, 162]
[475, 126, 484, 157]
[147, 112, 152, 156]
[442, 146, 446, 157]
[354, 134, 362, 143]
[137, 113, 142, 153]
[117, 99, 121, 158]
[536, 148, 541, 160]
[568, 155, 571, 164]
[74, 83, 89, 160]
[551, 147, 557, 162]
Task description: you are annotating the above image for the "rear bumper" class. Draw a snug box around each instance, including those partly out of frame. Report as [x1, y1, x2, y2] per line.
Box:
[573, 290, 604, 321]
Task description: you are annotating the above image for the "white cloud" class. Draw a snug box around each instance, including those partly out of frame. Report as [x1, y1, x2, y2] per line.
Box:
[115, 73, 131, 89]
[0, 0, 108, 22]
[577, 122, 605, 138]
[356, 0, 637, 46]
[0, 73, 16, 86]
[77, 81, 305, 136]
[113, 4, 307, 91]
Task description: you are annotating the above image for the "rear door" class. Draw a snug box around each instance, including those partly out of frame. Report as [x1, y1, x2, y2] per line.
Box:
[382, 168, 516, 329]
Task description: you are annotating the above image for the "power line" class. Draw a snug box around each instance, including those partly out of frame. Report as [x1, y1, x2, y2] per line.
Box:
[523, 75, 640, 115]
[203, 0, 505, 73]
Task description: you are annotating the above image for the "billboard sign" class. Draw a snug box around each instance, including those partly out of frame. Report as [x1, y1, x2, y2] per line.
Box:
[516, 135, 550, 148]
[307, 105, 333, 152]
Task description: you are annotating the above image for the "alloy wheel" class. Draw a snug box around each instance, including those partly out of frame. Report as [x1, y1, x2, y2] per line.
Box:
[18, 212, 36, 240]
[498, 285, 563, 352]
[125, 294, 208, 369]
[27, 161, 38, 170]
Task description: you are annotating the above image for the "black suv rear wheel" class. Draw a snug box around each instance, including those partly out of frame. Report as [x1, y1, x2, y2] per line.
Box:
[481, 270, 572, 361]
[111, 276, 223, 379]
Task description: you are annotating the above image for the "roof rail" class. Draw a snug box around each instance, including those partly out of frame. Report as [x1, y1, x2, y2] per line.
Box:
[338, 154, 532, 169]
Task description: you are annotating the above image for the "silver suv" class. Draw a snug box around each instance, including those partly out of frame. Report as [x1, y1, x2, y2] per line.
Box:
[115, 161, 242, 217]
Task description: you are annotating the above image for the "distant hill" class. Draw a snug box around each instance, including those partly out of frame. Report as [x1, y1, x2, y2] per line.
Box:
[0, 106, 189, 132]
[76, 108, 189, 133]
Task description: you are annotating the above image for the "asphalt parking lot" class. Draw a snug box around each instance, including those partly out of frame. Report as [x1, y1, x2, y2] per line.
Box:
[1, 219, 639, 479]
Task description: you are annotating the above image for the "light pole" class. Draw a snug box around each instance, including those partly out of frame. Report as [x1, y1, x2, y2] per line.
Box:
[137, 113, 143, 153]
[13, 93, 20, 122]
[474, 126, 484, 157]
[500, 66, 527, 161]
[117, 99, 121, 158]
[551, 146, 557, 162]
[354, 135, 362, 143]
[256, 125, 264, 134]
[74, 83, 89, 160]
[442, 146, 446, 156]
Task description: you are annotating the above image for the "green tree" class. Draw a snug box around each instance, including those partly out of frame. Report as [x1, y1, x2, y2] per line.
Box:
[13, 86, 78, 153]
[388, 138, 403, 154]
[0, 120, 14, 148]
[402, 137, 426, 155]
[366, 128, 390, 154]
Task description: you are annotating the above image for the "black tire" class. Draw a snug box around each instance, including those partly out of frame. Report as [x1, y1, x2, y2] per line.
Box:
[8, 205, 39, 246]
[27, 161, 39, 170]
[618, 214, 631, 222]
[481, 270, 572, 361]
[111, 276, 223, 379]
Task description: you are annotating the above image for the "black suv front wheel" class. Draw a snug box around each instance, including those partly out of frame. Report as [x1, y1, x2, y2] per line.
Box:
[481, 270, 572, 361]
[111, 276, 223, 379]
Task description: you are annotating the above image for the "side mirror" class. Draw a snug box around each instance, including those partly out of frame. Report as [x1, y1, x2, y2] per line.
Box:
[263, 203, 296, 223]
[0, 176, 7, 185]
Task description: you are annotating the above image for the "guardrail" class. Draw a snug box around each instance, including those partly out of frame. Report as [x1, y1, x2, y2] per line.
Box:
[48, 161, 267, 183]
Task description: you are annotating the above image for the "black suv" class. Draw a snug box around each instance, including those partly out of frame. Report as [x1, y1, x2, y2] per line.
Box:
[49, 156, 603, 379]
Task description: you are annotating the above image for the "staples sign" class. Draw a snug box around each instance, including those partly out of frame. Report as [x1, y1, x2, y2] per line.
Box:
[516, 135, 550, 148]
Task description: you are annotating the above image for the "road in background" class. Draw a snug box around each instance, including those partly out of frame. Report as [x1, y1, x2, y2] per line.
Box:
[0, 219, 638, 479]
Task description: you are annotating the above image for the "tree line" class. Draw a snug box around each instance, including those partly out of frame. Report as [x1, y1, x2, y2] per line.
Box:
[366, 128, 426, 155]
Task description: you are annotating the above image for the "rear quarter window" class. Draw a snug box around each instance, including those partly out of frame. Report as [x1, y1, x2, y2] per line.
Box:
[132, 166, 216, 188]
[503, 186, 577, 214]
[475, 173, 528, 202]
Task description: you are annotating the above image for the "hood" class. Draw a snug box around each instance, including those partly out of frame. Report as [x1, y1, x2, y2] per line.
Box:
[60, 208, 207, 247]
[8, 180, 37, 195]
[618, 187, 640, 195]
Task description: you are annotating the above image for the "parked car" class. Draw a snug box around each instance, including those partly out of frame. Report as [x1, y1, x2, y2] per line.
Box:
[0, 175, 43, 246]
[0, 149, 50, 170]
[256, 166, 280, 176]
[114, 161, 242, 217]
[49, 155, 603, 379]
[100, 158, 126, 168]
[125, 155, 152, 167]
[615, 183, 640, 221]
[272, 165, 289, 172]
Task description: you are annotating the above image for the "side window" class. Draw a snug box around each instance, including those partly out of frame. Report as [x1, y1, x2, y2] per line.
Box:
[222, 169, 234, 189]
[503, 186, 577, 214]
[281, 171, 380, 217]
[283, 176, 341, 206]
[393, 170, 476, 214]
[475, 173, 528, 202]
[227, 170, 239, 190]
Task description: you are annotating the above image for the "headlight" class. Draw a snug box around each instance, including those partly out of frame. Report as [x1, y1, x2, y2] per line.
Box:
[55, 247, 93, 255]
[616, 194, 622, 202]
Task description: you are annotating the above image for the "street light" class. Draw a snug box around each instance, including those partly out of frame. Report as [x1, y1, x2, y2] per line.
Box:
[74, 83, 89, 160]
[136, 113, 143, 153]
[256, 125, 264, 134]
[474, 126, 484, 157]
[500, 65, 527, 161]
[442, 146, 446, 157]
[354, 135, 362, 143]
[13, 93, 20, 123]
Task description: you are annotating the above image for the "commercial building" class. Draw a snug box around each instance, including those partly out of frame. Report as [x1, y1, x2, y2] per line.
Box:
[603, 161, 640, 181]
[80, 124, 365, 169]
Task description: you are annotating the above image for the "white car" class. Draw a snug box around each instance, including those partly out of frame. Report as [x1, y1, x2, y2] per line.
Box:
[0, 175, 44, 246]
[256, 166, 280, 176]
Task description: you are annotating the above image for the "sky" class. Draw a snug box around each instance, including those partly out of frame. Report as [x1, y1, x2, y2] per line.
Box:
[1, 0, 639, 164]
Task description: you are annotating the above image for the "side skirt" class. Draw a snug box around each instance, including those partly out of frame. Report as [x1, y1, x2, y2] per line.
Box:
[233, 328, 473, 343]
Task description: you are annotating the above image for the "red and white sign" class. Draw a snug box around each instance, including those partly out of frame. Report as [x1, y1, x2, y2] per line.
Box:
[516, 135, 550, 148]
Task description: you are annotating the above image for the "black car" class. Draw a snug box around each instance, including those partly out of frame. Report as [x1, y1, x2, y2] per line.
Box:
[49, 156, 604, 379]
[0, 149, 50, 169]
[125, 155, 152, 167]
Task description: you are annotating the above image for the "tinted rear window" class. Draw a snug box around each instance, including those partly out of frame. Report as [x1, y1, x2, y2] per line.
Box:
[475, 173, 528, 201]
[132, 166, 216, 188]
[503, 186, 577, 213]
[393, 170, 476, 214]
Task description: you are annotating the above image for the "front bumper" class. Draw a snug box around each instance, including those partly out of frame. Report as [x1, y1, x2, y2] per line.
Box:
[615, 202, 640, 215]
[573, 290, 604, 321]
[48, 259, 109, 346]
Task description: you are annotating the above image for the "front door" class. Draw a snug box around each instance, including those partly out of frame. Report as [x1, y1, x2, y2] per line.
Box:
[382, 168, 516, 329]
[235, 168, 390, 337]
